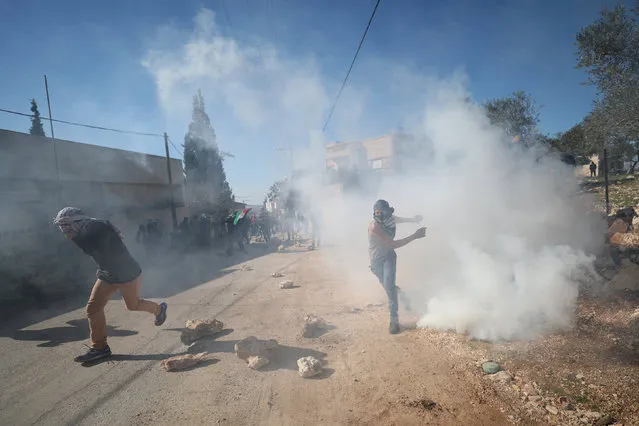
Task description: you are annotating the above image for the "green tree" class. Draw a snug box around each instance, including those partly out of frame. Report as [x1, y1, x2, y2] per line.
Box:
[29, 99, 46, 136]
[576, 3, 639, 147]
[576, 3, 639, 92]
[183, 90, 234, 216]
[483, 91, 540, 144]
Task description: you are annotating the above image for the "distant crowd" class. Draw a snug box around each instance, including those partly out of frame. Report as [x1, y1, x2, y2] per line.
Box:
[134, 207, 322, 257]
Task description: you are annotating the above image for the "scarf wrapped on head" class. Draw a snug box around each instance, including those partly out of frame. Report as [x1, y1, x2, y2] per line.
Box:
[373, 199, 396, 239]
[53, 207, 94, 237]
[53, 207, 123, 239]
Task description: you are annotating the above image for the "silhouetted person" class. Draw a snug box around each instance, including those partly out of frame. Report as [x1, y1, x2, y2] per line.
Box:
[368, 200, 425, 334]
[54, 207, 167, 363]
[310, 210, 322, 250]
[179, 217, 190, 233]
[135, 224, 146, 245]
[590, 161, 597, 177]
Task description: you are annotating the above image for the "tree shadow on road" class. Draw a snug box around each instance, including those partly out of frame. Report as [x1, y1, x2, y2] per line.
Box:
[10, 318, 138, 347]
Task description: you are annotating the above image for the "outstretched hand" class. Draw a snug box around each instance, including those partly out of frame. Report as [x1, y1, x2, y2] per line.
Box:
[413, 227, 426, 239]
[413, 215, 423, 223]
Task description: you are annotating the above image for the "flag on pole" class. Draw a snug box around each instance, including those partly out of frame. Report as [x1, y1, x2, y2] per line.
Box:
[233, 208, 252, 225]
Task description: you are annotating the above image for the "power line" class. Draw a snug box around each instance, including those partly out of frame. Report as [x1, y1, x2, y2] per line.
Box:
[0, 107, 163, 137]
[166, 136, 183, 158]
[322, 0, 382, 134]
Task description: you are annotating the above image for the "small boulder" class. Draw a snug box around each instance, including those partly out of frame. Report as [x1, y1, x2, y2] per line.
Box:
[489, 371, 512, 383]
[301, 314, 328, 338]
[181, 319, 224, 345]
[247, 355, 270, 370]
[297, 356, 323, 378]
[546, 405, 559, 415]
[523, 383, 539, 396]
[279, 280, 296, 289]
[235, 336, 279, 360]
[481, 361, 501, 374]
[160, 353, 209, 372]
[271, 272, 284, 278]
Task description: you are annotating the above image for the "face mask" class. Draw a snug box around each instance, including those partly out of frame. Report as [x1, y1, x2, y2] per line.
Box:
[374, 208, 393, 221]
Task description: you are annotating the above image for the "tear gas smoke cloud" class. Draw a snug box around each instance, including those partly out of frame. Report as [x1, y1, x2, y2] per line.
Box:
[144, 9, 604, 342]
[316, 85, 604, 342]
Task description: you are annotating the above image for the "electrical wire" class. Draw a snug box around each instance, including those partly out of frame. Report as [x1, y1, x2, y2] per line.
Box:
[0, 107, 163, 137]
[322, 0, 382, 134]
[166, 136, 183, 158]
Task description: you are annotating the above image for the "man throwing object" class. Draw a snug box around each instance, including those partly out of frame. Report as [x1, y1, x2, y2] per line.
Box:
[368, 200, 425, 334]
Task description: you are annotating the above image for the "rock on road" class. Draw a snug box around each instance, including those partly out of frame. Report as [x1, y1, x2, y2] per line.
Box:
[0, 244, 510, 426]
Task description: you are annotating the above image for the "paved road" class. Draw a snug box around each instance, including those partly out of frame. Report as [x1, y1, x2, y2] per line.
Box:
[0, 243, 511, 426]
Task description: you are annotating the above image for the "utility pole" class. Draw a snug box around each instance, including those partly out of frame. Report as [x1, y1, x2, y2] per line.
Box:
[44, 74, 61, 205]
[164, 132, 178, 231]
[604, 148, 610, 215]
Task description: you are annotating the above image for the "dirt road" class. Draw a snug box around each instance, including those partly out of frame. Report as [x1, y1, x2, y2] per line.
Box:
[0, 243, 512, 426]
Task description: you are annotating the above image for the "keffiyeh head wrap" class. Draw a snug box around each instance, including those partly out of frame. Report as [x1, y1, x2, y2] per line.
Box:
[53, 207, 123, 239]
[373, 199, 396, 239]
[53, 207, 93, 237]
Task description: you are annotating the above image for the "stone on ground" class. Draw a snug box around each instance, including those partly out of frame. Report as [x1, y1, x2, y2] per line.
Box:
[247, 355, 270, 370]
[297, 356, 323, 378]
[279, 280, 296, 289]
[160, 353, 209, 372]
[181, 319, 225, 345]
[301, 314, 328, 338]
[481, 361, 501, 374]
[235, 336, 279, 360]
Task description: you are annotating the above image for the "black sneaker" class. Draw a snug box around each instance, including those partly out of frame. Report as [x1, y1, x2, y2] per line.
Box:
[389, 321, 400, 335]
[74, 345, 111, 363]
[155, 302, 167, 326]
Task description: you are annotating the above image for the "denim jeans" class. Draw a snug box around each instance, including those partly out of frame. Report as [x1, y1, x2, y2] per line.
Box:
[370, 252, 398, 322]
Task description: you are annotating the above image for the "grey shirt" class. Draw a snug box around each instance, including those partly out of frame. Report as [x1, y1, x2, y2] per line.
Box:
[368, 220, 396, 266]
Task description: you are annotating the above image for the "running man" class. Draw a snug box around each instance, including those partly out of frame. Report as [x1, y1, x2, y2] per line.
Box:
[368, 199, 425, 334]
[54, 207, 168, 363]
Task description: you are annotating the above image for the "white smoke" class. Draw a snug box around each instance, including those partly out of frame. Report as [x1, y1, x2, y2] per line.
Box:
[316, 85, 603, 341]
[143, 8, 604, 342]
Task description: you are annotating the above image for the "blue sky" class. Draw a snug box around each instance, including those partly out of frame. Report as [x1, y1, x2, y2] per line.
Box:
[0, 0, 618, 203]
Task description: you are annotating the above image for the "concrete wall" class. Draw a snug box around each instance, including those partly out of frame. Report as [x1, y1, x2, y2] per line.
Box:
[0, 129, 184, 185]
[0, 130, 186, 305]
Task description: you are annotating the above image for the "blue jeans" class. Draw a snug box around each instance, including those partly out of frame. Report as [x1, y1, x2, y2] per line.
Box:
[370, 252, 398, 322]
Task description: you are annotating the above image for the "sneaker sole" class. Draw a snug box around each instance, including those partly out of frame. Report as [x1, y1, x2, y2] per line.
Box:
[155, 304, 167, 326]
[74, 352, 112, 363]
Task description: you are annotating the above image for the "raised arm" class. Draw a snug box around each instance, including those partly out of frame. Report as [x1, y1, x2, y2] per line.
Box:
[369, 222, 425, 250]
[394, 215, 423, 224]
